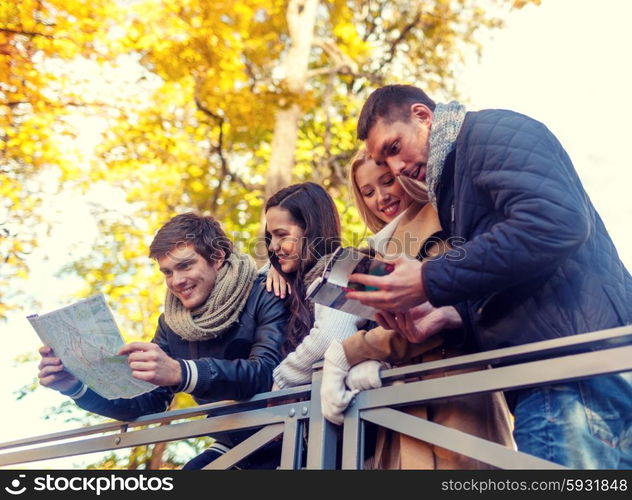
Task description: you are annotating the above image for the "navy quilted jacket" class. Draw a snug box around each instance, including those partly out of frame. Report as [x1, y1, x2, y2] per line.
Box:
[423, 109, 632, 351]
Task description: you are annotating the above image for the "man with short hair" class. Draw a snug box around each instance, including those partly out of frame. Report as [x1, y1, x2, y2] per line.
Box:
[334, 84, 632, 468]
[38, 212, 289, 469]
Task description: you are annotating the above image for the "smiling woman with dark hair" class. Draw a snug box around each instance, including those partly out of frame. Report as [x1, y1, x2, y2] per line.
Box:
[264, 182, 344, 357]
[262, 182, 372, 394]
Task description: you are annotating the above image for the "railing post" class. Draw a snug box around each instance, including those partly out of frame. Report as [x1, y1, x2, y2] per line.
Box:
[279, 416, 304, 470]
[340, 397, 364, 470]
[305, 363, 338, 470]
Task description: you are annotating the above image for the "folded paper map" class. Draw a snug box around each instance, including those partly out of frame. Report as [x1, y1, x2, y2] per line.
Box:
[306, 246, 393, 320]
[27, 294, 156, 399]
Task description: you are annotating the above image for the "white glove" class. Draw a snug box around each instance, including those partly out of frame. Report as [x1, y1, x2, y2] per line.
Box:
[320, 342, 357, 425]
[345, 360, 384, 392]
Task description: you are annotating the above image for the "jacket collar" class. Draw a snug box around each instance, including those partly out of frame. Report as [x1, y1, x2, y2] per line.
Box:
[367, 202, 443, 258]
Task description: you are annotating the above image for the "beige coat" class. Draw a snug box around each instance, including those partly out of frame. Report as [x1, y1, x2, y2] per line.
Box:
[342, 203, 515, 469]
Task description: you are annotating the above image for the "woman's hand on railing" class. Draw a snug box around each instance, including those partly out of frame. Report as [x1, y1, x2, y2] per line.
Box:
[267, 382, 300, 409]
[266, 382, 281, 408]
[345, 360, 386, 391]
[321, 342, 357, 425]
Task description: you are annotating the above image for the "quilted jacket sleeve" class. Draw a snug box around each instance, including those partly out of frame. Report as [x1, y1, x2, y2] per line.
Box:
[424, 110, 592, 306]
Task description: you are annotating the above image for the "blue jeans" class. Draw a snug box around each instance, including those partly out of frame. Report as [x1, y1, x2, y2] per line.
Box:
[513, 373, 632, 469]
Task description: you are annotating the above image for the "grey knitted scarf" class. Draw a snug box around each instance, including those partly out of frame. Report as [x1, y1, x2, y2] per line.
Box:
[164, 251, 257, 341]
[426, 101, 467, 209]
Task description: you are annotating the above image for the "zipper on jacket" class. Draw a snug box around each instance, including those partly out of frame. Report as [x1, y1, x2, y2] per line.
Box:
[477, 293, 498, 316]
[190, 342, 199, 359]
[477, 285, 513, 316]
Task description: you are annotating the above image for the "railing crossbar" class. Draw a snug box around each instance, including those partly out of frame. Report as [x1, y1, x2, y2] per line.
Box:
[381, 325, 632, 383]
[356, 345, 632, 410]
[202, 423, 284, 470]
[361, 408, 565, 470]
[0, 385, 311, 453]
[0, 402, 308, 467]
[0, 327, 630, 469]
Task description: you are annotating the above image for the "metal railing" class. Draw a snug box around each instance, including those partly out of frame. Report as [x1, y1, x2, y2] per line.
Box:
[1, 325, 631, 469]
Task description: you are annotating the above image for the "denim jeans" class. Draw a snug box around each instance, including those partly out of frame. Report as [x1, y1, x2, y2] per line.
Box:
[512, 372, 632, 469]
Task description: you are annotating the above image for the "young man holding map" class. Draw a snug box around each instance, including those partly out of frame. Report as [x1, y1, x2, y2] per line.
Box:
[37, 212, 289, 469]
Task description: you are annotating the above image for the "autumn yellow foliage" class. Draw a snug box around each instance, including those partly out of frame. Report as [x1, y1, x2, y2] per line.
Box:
[1, 0, 538, 468]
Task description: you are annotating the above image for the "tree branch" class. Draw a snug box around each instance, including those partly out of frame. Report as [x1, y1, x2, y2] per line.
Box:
[312, 37, 358, 73]
[318, 72, 344, 185]
[361, 0, 382, 43]
[194, 97, 257, 200]
[383, 11, 422, 66]
[194, 98, 228, 212]
[1, 100, 120, 110]
[0, 27, 54, 39]
[307, 65, 383, 85]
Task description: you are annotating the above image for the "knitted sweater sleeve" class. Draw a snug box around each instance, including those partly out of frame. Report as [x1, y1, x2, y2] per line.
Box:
[273, 304, 367, 388]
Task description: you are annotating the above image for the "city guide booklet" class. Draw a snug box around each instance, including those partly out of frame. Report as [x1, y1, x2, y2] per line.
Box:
[306, 246, 393, 320]
[27, 294, 157, 400]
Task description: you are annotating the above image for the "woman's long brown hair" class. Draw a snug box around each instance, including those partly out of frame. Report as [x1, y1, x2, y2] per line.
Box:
[265, 182, 341, 355]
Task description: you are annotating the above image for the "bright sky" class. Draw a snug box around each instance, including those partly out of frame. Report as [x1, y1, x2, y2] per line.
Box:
[459, 0, 632, 268]
[1, 0, 631, 469]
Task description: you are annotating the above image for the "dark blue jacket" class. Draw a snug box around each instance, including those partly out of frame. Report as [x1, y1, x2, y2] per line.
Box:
[423, 109, 632, 351]
[72, 274, 288, 445]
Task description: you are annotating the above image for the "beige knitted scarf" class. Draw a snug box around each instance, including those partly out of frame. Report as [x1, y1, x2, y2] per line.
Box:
[164, 251, 257, 341]
[426, 101, 467, 209]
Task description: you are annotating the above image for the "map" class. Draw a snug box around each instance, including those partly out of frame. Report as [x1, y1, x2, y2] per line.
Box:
[27, 294, 157, 399]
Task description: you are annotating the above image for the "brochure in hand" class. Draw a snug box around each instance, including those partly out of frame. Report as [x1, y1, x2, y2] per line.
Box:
[305, 246, 393, 320]
[27, 294, 157, 399]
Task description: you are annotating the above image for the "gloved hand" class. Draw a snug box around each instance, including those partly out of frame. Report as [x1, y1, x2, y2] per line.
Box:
[345, 360, 385, 392]
[320, 341, 357, 425]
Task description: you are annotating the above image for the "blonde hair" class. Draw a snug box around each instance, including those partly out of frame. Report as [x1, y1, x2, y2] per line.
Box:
[347, 148, 429, 233]
[398, 175, 429, 205]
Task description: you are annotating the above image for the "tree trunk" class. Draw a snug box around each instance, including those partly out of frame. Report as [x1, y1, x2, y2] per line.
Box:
[149, 441, 167, 469]
[266, 103, 303, 199]
[265, 0, 319, 199]
[256, 0, 320, 265]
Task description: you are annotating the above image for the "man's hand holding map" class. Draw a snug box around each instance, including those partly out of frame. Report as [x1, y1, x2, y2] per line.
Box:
[28, 294, 156, 399]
